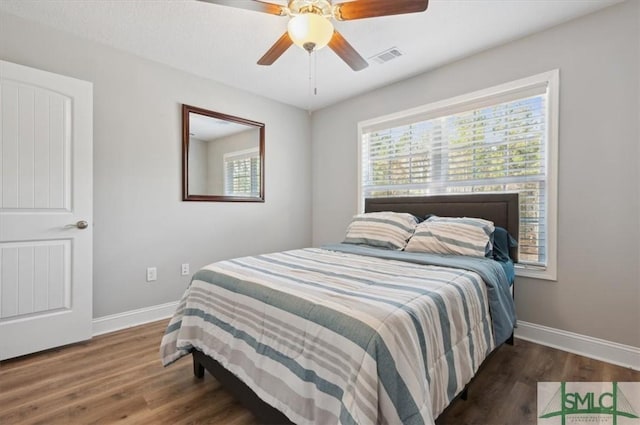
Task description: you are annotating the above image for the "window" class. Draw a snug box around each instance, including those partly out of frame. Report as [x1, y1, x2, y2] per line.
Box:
[224, 148, 261, 197]
[358, 70, 559, 280]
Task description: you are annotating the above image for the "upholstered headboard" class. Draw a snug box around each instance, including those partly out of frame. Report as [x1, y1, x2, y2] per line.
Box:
[365, 193, 519, 262]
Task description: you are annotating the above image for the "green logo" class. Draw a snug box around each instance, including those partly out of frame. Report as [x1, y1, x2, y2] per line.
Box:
[538, 382, 639, 425]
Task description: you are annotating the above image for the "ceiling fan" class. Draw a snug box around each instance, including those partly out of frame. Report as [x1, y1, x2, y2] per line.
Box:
[199, 0, 429, 71]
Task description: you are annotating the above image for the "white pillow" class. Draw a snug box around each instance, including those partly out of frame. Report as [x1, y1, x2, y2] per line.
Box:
[343, 212, 417, 250]
[405, 216, 494, 257]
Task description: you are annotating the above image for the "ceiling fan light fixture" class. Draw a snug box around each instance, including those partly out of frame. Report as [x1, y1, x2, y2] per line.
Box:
[287, 13, 334, 52]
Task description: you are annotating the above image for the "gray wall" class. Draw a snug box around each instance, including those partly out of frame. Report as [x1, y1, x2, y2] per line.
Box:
[0, 11, 312, 318]
[311, 1, 640, 347]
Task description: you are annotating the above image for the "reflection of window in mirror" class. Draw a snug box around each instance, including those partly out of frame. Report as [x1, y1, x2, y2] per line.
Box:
[224, 148, 260, 197]
[189, 122, 260, 195]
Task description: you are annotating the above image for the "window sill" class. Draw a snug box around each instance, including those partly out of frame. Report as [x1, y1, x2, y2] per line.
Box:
[515, 264, 557, 281]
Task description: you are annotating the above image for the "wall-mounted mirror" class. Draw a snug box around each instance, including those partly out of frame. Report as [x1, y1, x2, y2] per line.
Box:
[182, 104, 265, 202]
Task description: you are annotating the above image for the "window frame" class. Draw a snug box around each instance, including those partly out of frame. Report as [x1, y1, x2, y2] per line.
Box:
[357, 70, 559, 281]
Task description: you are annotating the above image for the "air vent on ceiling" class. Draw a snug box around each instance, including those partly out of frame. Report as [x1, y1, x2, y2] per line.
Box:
[369, 47, 403, 65]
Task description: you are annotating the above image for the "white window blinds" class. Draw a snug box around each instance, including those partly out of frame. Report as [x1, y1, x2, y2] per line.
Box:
[360, 83, 550, 268]
[224, 148, 260, 197]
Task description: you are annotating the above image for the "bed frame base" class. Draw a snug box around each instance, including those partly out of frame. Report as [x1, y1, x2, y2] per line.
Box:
[192, 350, 294, 425]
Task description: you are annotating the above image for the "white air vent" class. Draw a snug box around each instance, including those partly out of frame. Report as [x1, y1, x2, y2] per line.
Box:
[370, 47, 403, 64]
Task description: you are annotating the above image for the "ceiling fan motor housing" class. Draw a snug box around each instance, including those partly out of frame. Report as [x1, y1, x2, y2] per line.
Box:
[287, 0, 334, 18]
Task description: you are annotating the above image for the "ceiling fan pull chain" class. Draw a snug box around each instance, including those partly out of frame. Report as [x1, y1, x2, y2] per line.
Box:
[314, 49, 318, 96]
[307, 50, 313, 111]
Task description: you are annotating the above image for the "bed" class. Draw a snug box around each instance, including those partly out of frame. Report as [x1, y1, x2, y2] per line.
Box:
[160, 193, 519, 425]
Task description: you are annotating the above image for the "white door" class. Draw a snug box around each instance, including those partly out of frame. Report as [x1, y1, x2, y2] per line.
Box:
[0, 60, 93, 360]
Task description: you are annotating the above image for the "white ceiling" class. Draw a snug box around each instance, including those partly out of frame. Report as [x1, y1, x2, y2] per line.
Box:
[0, 0, 623, 111]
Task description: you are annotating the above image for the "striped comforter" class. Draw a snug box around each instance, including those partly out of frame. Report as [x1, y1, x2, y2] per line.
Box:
[160, 246, 515, 425]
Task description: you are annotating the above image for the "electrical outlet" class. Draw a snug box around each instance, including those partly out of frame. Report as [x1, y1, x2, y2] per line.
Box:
[181, 263, 190, 276]
[146, 267, 157, 282]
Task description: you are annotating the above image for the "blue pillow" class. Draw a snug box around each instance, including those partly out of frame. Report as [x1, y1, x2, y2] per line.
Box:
[492, 226, 518, 262]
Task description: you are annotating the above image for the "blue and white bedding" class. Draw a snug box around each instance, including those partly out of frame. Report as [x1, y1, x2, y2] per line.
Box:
[160, 245, 516, 425]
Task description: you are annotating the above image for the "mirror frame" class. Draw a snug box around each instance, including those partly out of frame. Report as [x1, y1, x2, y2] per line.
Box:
[182, 104, 265, 202]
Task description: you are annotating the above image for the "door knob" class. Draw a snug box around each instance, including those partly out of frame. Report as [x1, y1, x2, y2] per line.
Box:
[74, 220, 89, 229]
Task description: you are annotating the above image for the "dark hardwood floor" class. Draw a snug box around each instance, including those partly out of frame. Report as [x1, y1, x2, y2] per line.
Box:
[1, 320, 638, 424]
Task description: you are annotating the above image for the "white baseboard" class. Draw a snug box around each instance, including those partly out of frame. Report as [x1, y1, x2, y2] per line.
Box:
[515, 320, 640, 371]
[92, 301, 179, 336]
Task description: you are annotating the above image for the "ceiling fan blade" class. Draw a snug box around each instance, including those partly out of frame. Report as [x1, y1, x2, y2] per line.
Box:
[334, 0, 428, 21]
[257, 32, 294, 66]
[328, 31, 368, 71]
[198, 0, 285, 16]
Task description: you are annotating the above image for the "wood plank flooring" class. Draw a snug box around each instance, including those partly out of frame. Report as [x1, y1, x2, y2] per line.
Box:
[1, 320, 638, 425]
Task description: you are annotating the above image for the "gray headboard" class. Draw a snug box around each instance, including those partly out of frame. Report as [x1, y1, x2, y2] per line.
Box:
[365, 193, 519, 262]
